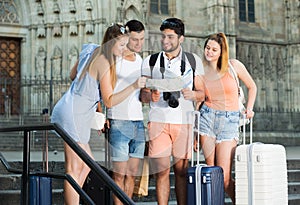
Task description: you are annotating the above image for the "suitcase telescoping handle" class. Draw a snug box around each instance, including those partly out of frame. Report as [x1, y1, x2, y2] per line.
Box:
[42, 111, 49, 172]
[242, 114, 253, 145]
[191, 111, 202, 167]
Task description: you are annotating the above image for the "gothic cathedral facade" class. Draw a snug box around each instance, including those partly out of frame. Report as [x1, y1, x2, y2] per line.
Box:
[0, 0, 299, 132]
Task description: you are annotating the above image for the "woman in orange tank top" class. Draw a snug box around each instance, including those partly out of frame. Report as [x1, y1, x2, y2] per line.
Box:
[194, 32, 257, 204]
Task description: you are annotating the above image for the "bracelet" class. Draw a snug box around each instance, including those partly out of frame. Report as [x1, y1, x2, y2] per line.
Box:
[247, 108, 253, 112]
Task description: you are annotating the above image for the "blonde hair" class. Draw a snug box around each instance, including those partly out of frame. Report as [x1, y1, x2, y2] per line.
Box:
[203, 32, 229, 73]
[80, 24, 128, 89]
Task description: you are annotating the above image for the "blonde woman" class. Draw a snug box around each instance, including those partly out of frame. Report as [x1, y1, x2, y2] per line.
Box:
[195, 32, 257, 204]
[51, 24, 146, 205]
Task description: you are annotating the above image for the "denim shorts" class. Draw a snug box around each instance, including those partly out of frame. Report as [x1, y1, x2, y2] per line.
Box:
[199, 104, 239, 143]
[109, 119, 146, 161]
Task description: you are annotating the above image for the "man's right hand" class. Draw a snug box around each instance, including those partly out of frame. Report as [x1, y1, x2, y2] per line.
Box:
[139, 88, 160, 103]
[139, 88, 151, 103]
[151, 90, 160, 102]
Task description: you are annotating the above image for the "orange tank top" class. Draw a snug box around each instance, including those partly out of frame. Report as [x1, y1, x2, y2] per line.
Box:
[203, 72, 239, 111]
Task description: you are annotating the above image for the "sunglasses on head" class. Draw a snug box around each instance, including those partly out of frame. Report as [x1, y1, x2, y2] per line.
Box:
[120, 26, 126, 34]
[109, 23, 127, 34]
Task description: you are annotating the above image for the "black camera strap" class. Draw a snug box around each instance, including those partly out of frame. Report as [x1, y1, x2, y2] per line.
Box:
[149, 51, 196, 88]
[159, 53, 165, 79]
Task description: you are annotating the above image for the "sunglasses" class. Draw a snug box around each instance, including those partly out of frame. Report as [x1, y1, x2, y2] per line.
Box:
[109, 23, 127, 34]
[120, 26, 127, 34]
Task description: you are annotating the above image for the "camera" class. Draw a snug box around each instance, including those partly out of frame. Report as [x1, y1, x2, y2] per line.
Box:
[163, 91, 180, 108]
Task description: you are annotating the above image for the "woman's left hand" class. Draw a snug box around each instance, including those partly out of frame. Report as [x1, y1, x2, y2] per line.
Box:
[134, 76, 147, 89]
[246, 109, 255, 118]
[182, 87, 195, 100]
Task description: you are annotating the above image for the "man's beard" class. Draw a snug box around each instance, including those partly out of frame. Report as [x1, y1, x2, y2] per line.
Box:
[162, 43, 179, 53]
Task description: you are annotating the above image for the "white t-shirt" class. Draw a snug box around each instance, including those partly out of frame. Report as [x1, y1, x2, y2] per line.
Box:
[107, 54, 144, 120]
[141, 49, 204, 124]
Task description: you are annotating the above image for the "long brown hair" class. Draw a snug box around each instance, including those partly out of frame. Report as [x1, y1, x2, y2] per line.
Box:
[83, 24, 128, 88]
[203, 32, 229, 73]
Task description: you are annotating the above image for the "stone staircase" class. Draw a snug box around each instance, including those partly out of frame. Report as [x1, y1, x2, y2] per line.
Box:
[0, 157, 300, 205]
[0, 115, 105, 152]
[1, 116, 300, 204]
[0, 160, 65, 205]
[287, 160, 300, 205]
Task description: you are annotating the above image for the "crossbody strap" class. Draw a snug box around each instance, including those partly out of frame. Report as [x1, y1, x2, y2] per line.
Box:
[228, 61, 240, 91]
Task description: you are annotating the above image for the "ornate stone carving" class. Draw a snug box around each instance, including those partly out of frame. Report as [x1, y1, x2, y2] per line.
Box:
[69, 0, 76, 13]
[0, 0, 20, 24]
[52, 46, 62, 79]
[85, 0, 92, 11]
[37, 2, 44, 15]
[85, 21, 94, 34]
[68, 46, 78, 71]
[37, 20, 46, 38]
[35, 46, 46, 78]
[53, 17, 62, 37]
[276, 50, 286, 81]
[69, 17, 78, 36]
[53, 0, 60, 13]
[0, 0, 298, 132]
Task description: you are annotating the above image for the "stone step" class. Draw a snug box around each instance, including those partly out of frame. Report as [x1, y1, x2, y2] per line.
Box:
[135, 198, 234, 205]
[0, 175, 300, 205]
[0, 174, 22, 190]
[289, 182, 300, 195]
[2, 172, 299, 194]
[0, 189, 64, 205]
[288, 195, 300, 205]
[4, 191, 296, 205]
[1, 157, 300, 204]
[1, 115, 300, 151]
[289, 170, 300, 182]
[0, 174, 63, 191]
[1, 189, 298, 205]
[0, 130, 104, 152]
[1, 160, 300, 187]
[288, 159, 300, 170]
[0, 115, 107, 152]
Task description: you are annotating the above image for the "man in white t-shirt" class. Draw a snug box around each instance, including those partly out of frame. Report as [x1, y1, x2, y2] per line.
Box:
[140, 18, 204, 205]
[106, 20, 145, 205]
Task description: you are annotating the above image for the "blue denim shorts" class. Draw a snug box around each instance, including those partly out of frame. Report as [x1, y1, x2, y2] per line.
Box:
[199, 104, 239, 143]
[109, 119, 146, 161]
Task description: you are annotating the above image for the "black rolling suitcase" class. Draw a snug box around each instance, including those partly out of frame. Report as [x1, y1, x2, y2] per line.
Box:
[187, 111, 225, 205]
[81, 167, 112, 205]
[81, 124, 112, 205]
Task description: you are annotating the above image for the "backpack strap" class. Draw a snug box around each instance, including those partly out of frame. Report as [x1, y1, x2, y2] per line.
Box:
[185, 52, 196, 72]
[184, 52, 196, 90]
[149, 52, 160, 78]
[149, 51, 197, 88]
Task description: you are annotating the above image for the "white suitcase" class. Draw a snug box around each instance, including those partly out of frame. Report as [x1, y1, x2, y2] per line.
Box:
[235, 117, 288, 205]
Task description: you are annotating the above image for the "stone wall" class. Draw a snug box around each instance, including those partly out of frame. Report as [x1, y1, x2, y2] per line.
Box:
[0, 0, 299, 132]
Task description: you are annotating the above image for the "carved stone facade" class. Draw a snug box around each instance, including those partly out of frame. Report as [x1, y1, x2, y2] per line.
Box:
[0, 0, 299, 132]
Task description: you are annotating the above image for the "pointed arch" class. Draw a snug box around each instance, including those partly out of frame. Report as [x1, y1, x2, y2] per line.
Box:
[124, 5, 142, 22]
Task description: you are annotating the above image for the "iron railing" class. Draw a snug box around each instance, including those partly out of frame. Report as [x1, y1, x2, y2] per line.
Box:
[1, 76, 300, 132]
[0, 123, 135, 205]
